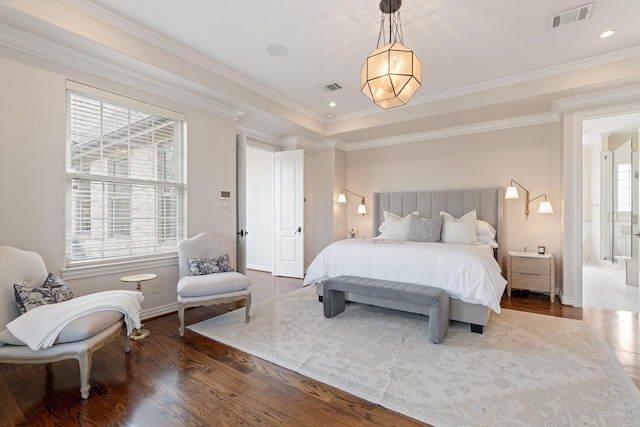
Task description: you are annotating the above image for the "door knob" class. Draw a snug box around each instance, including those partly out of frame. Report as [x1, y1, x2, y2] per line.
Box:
[295, 226, 302, 234]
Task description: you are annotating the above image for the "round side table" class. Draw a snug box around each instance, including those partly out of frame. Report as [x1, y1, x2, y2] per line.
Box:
[120, 273, 157, 340]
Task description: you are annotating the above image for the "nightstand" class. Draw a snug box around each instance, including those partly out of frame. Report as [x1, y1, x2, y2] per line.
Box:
[507, 251, 555, 302]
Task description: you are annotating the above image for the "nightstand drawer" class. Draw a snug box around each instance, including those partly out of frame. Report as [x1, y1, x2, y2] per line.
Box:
[511, 256, 550, 275]
[511, 272, 550, 292]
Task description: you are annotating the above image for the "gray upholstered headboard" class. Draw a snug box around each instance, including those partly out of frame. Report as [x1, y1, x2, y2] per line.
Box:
[372, 188, 504, 266]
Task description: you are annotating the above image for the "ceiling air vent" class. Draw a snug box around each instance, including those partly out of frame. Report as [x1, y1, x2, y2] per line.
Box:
[322, 82, 343, 92]
[550, 3, 593, 28]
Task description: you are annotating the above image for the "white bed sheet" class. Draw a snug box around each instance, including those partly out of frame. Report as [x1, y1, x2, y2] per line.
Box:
[303, 239, 507, 313]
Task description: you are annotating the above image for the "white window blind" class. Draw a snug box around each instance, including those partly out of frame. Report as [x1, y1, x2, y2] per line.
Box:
[66, 83, 186, 265]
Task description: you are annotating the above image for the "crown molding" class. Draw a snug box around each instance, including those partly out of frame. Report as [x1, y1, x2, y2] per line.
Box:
[346, 111, 560, 151]
[335, 46, 640, 123]
[344, 79, 640, 151]
[237, 125, 282, 147]
[318, 139, 349, 151]
[555, 78, 640, 112]
[280, 136, 318, 150]
[60, 0, 325, 124]
[0, 22, 243, 121]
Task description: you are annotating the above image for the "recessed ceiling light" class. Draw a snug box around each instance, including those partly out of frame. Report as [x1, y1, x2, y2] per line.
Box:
[266, 44, 288, 57]
[329, 102, 336, 108]
[599, 29, 616, 38]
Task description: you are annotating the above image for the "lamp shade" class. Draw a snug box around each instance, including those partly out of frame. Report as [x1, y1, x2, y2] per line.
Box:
[357, 202, 367, 215]
[504, 186, 520, 199]
[538, 201, 554, 214]
[361, 42, 422, 110]
[337, 193, 347, 203]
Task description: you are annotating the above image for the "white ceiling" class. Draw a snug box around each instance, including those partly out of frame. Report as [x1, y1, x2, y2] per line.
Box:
[3, 0, 640, 145]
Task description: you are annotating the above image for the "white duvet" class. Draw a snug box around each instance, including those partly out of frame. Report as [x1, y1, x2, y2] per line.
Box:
[303, 239, 507, 313]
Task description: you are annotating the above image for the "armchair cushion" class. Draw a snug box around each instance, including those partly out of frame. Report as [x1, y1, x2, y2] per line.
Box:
[13, 273, 74, 314]
[0, 310, 123, 346]
[177, 271, 250, 298]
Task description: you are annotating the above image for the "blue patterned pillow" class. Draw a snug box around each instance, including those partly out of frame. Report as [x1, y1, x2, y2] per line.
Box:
[13, 273, 74, 314]
[188, 254, 235, 276]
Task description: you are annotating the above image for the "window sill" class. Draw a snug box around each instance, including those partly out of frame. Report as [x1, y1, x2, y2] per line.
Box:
[62, 254, 178, 280]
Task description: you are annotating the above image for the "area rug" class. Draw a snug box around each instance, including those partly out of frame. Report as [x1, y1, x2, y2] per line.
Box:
[189, 286, 640, 426]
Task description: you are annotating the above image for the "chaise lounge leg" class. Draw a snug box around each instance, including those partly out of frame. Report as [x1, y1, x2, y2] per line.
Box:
[470, 324, 483, 334]
[78, 350, 92, 399]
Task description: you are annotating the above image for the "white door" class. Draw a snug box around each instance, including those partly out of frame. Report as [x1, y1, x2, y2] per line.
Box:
[274, 149, 304, 278]
[236, 132, 247, 274]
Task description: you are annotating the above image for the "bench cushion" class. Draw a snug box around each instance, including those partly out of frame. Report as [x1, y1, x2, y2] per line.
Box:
[323, 275, 449, 344]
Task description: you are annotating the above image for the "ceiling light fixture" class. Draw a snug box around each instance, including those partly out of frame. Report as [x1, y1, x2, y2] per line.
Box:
[361, 0, 422, 110]
[329, 101, 337, 107]
[598, 29, 616, 38]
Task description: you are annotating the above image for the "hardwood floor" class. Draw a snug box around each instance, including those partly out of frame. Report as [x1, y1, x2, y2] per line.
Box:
[1, 274, 638, 426]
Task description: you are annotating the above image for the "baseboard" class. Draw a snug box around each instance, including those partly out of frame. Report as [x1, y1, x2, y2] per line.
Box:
[247, 264, 273, 272]
[142, 302, 178, 320]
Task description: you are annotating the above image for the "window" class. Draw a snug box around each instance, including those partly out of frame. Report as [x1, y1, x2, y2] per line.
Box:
[66, 82, 186, 265]
[617, 163, 632, 213]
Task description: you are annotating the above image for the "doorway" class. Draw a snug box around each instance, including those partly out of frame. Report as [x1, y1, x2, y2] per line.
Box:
[245, 145, 275, 273]
[582, 112, 640, 312]
[244, 145, 305, 276]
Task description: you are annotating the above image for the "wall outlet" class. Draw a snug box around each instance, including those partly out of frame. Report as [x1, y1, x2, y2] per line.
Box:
[152, 280, 160, 293]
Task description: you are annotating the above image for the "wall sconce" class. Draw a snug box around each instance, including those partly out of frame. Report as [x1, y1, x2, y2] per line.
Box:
[505, 179, 553, 251]
[505, 180, 554, 218]
[338, 189, 367, 215]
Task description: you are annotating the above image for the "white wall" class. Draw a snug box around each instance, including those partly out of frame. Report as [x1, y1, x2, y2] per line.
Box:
[246, 146, 274, 272]
[345, 123, 563, 288]
[0, 47, 238, 316]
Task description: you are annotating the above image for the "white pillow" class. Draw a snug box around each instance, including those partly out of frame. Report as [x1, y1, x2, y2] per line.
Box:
[476, 219, 496, 237]
[440, 210, 478, 244]
[377, 211, 416, 240]
[478, 234, 499, 248]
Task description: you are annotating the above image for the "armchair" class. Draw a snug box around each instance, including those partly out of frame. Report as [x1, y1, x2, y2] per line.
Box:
[0, 246, 133, 399]
[177, 232, 251, 337]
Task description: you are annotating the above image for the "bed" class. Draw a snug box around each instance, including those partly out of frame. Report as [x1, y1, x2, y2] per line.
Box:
[304, 188, 507, 333]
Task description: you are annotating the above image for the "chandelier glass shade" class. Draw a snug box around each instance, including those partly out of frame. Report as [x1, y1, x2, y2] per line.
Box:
[361, 0, 421, 109]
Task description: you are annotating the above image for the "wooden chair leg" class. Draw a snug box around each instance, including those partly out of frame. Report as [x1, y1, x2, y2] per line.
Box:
[244, 293, 251, 323]
[178, 303, 186, 337]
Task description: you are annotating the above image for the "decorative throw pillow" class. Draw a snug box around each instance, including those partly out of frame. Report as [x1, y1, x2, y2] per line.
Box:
[408, 215, 443, 242]
[377, 211, 417, 240]
[188, 254, 235, 276]
[440, 210, 478, 244]
[13, 273, 74, 314]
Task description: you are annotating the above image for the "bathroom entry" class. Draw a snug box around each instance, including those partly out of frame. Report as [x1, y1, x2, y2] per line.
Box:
[582, 112, 640, 313]
[601, 140, 636, 267]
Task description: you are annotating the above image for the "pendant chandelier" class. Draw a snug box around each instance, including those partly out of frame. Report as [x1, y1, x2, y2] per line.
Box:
[361, 0, 422, 110]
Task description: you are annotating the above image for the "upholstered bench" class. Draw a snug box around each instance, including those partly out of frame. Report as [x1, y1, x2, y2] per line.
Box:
[322, 275, 450, 344]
